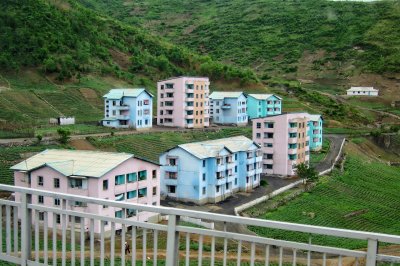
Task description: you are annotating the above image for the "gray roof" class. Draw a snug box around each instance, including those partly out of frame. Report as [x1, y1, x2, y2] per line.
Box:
[158, 76, 209, 82]
[347, 87, 378, 92]
[176, 136, 259, 159]
[308, 114, 322, 122]
[209, 91, 245, 100]
[11, 149, 133, 178]
[103, 88, 153, 99]
[248, 94, 282, 100]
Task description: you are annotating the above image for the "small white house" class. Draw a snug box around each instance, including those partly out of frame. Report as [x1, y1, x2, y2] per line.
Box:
[347, 87, 379, 96]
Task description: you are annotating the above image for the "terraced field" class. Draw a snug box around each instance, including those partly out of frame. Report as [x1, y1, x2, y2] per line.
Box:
[248, 156, 400, 249]
[0, 145, 60, 185]
[89, 127, 252, 163]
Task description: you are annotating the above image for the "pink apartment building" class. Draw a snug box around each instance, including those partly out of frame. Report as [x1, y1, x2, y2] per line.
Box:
[157, 76, 210, 128]
[252, 113, 310, 176]
[11, 149, 160, 235]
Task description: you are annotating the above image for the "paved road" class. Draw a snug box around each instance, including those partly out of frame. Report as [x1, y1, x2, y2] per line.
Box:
[314, 134, 345, 173]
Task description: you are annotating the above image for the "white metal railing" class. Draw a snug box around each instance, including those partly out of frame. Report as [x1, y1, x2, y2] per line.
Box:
[0, 184, 399, 266]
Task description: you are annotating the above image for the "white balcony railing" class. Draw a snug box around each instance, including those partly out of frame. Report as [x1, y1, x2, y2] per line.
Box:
[0, 184, 399, 266]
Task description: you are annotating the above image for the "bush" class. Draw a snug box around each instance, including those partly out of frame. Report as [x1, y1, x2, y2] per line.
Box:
[57, 128, 71, 144]
[260, 180, 268, 187]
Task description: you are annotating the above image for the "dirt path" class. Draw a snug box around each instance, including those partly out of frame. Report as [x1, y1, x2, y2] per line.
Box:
[69, 139, 97, 150]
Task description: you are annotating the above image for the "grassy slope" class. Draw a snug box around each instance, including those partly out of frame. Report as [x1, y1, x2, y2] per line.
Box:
[247, 148, 400, 249]
[78, 0, 400, 75]
[0, 0, 260, 137]
[88, 127, 252, 163]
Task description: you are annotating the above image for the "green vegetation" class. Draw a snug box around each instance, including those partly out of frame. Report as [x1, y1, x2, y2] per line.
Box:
[248, 156, 400, 249]
[310, 138, 331, 166]
[0, 145, 62, 185]
[79, 0, 400, 75]
[89, 128, 252, 163]
[0, 0, 259, 136]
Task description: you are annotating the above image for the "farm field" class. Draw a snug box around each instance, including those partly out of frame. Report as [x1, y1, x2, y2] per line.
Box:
[89, 127, 252, 163]
[247, 155, 400, 249]
[0, 144, 61, 185]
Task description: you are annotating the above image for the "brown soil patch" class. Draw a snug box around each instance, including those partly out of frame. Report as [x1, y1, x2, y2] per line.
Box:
[79, 88, 98, 99]
[69, 139, 97, 150]
[109, 49, 131, 70]
[349, 73, 400, 100]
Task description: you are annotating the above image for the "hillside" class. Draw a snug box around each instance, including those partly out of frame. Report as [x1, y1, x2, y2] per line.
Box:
[0, 0, 259, 137]
[79, 0, 400, 110]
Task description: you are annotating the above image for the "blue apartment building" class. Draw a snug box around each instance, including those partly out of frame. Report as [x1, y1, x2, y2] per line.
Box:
[308, 114, 323, 151]
[209, 92, 248, 126]
[247, 94, 282, 119]
[159, 136, 262, 204]
[102, 88, 153, 129]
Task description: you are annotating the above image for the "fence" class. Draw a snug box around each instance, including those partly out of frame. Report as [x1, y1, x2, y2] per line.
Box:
[0, 184, 399, 266]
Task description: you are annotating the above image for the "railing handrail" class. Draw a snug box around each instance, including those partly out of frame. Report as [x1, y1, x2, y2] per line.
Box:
[2, 184, 400, 244]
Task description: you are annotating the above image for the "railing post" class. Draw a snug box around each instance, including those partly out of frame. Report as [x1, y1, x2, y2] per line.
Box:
[366, 239, 378, 266]
[20, 192, 32, 266]
[166, 214, 180, 266]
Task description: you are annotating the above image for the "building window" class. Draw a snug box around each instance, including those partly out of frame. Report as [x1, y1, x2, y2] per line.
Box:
[202, 187, 206, 195]
[127, 190, 137, 199]
[254, 175, 257, 181]
[138, 170, 147, 181]
[115, 193, 125, 201]
[138, 188, 147, 198]
[167, 185, 176, 194]
[235, 166, 237, 173]
[127, 173, 137, 183]
[115, 174, 125, 185]
[54, 198, 60, 206]
[115, 210, 123, 218]
[54, 178, 60, 188]
[169, 159, 176, 166]
[256, 133, 261, 139]
[153, 187, 157, 196]
[56, 215, 61, 224]
[216, 186, 220, 193]
[256, 123, 261, 129]
[202, 160, 206, 167]
[39, 212, 44, 221]
[103, 180, 108, 190]
[73, 201, 87, 207]
[38, 176, 44, 186]
[264, 133, 274, 139]
[38, 195, 44, 204]
[126, 209, 136, 218]
[70, 179, 83, 189]
[152, 170, 157, 179]
[202, 173, 206, 181]
[264, 122, 274, 128]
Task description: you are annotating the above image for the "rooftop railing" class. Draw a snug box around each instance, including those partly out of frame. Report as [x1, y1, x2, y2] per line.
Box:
[0, 184, 399, 265]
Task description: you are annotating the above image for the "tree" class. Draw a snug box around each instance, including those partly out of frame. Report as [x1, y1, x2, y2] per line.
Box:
[35, 134, 43, 144]
[296, 163, 318, 185]
[57, 128, 71, 144]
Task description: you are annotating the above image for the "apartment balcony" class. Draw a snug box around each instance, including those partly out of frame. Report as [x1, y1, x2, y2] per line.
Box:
[185, 114, 194, 119]
[221, 104, 231, 109]
[255, 156, 262, 163]
[288, 127, 297, 133]
[216, 164, 225, 172]
[185, 105, 194, 111]
[185, 97, 194, 102]
[115, 105, 130, 111]
[263, 159, 273, 165]
[164, 178, 178, 186]
[227, 161, 235, 169]
[0, 184, 399, 266]
[288, 148, 297, 155]
[247, 169, 256, 176]
[185, 88, 194, 93]
[255, 168, 263, 174]
[246, 157, 255, 164]
[215, 177, 226, 185]
[163, 96, 175, 101]
[115, 115, 130, 120]
[204, 113, 210, 118]
[204, 105, 210, 110]
[288, 138, 297, 144]
[117, 124, 129, 129]
[163, 165, 178, 172]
